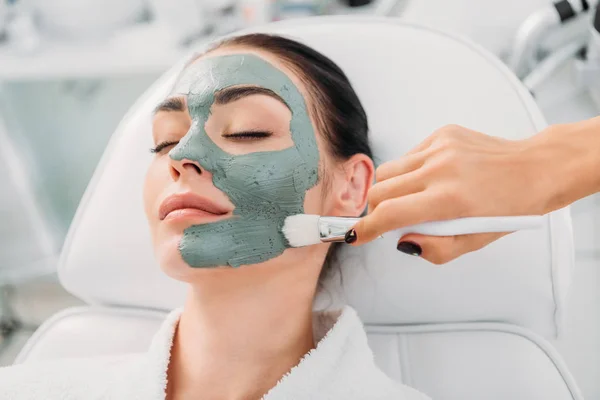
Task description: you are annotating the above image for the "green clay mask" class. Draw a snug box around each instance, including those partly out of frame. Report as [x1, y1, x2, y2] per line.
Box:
[169, 54, 319, 268]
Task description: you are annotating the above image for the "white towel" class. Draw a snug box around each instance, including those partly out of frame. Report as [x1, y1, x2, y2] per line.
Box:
[0, 306, 430, 399]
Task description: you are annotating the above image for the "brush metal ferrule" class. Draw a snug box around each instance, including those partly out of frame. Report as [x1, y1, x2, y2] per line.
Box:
[318, 216, 361, 242]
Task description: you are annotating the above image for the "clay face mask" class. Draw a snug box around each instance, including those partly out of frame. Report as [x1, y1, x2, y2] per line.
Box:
[169, 54, 319, 268]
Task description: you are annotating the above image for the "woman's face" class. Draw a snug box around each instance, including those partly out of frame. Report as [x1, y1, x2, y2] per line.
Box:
[144, 47, 344, 281]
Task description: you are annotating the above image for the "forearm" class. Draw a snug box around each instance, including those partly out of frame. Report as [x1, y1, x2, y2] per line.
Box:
[525, 116, 600, 213]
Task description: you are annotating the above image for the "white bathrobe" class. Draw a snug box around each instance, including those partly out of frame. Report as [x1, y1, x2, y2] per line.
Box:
[0, 306, 430, 400]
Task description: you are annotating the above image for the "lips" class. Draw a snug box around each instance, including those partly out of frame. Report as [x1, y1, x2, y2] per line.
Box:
[159, 192, 231, 221]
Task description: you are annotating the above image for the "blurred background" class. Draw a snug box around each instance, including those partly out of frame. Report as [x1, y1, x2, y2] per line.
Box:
[0, 0, 598, 398]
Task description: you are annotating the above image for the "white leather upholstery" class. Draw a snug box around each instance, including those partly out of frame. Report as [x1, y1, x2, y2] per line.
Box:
[16, 17, 582, 400]
[16, 307, 582, 400]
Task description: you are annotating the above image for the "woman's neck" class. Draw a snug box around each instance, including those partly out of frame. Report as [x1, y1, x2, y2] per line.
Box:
[166, 261, 319, 400]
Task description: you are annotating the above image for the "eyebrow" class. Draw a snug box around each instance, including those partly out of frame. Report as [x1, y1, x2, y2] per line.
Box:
[153, 97, 185, 115]
[153, 86, 290, 116]
[215, 86, 290, 110]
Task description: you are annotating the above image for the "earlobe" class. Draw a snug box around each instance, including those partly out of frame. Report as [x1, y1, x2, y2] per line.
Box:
[334, 154, 374, 217]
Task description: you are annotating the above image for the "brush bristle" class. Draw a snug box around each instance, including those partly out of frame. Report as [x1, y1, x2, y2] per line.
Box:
[282, 214, 321, 247]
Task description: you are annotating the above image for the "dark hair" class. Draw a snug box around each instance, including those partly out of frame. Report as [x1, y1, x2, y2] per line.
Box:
[208, 34, 372, 282]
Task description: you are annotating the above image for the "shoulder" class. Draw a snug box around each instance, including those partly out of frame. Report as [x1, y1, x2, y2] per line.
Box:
[0, 353, 144, 400]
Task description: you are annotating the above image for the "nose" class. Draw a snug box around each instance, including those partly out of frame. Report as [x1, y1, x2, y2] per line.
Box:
[169, 157, 203, 181]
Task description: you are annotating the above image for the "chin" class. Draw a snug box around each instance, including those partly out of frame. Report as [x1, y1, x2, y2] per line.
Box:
[154, 240, 227, 282]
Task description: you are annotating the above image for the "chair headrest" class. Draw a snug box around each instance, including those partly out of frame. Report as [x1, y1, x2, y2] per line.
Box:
[59, 17, 574, 338]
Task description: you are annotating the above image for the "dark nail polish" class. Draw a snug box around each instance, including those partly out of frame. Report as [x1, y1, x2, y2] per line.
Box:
[344, 229, 357, 244]
[396, 241, 422, 256]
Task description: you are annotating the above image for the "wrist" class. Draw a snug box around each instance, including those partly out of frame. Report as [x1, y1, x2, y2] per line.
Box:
[518, 128, 564, 214]
[523, 119, 600, 214]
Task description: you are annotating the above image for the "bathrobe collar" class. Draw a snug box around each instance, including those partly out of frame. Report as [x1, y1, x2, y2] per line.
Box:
[137, 305, 420, 399]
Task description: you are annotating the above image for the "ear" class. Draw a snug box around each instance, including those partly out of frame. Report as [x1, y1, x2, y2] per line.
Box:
[330, 154, 374, 217]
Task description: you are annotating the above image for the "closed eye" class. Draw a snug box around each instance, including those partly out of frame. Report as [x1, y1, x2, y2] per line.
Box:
[222, 130, 273, 141]
[151, 131, 273, 154]
[150, 140, 179, 154]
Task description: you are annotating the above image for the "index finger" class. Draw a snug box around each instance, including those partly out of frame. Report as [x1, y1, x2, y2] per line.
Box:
[405, 131, 438, 155]
[373, 134, 435, 182]
[375, 152, 425, 183]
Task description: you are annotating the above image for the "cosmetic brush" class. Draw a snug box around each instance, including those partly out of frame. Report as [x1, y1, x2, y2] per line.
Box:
[282, 214, 545, 248]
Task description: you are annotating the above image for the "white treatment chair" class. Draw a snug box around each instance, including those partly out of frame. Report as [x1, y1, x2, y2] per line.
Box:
[14, 17, 583, 400]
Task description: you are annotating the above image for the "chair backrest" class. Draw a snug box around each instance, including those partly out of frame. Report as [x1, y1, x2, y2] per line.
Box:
[17, 17, 582, 400]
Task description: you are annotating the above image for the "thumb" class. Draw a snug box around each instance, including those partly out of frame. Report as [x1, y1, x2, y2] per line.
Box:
[396, 232, 508, 265]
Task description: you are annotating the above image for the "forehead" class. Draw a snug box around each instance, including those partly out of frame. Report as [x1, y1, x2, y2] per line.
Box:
[172, 48, 310, 102]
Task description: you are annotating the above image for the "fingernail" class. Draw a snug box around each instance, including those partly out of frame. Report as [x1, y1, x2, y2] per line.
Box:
[344, 229, 357, 244]
[396, 241, 422, 256]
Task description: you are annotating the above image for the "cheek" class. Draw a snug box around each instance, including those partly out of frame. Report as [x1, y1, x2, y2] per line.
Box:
[143, 160, 167, 226]
[143, 161, 191, 276]
[303, 179, 327, 216]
